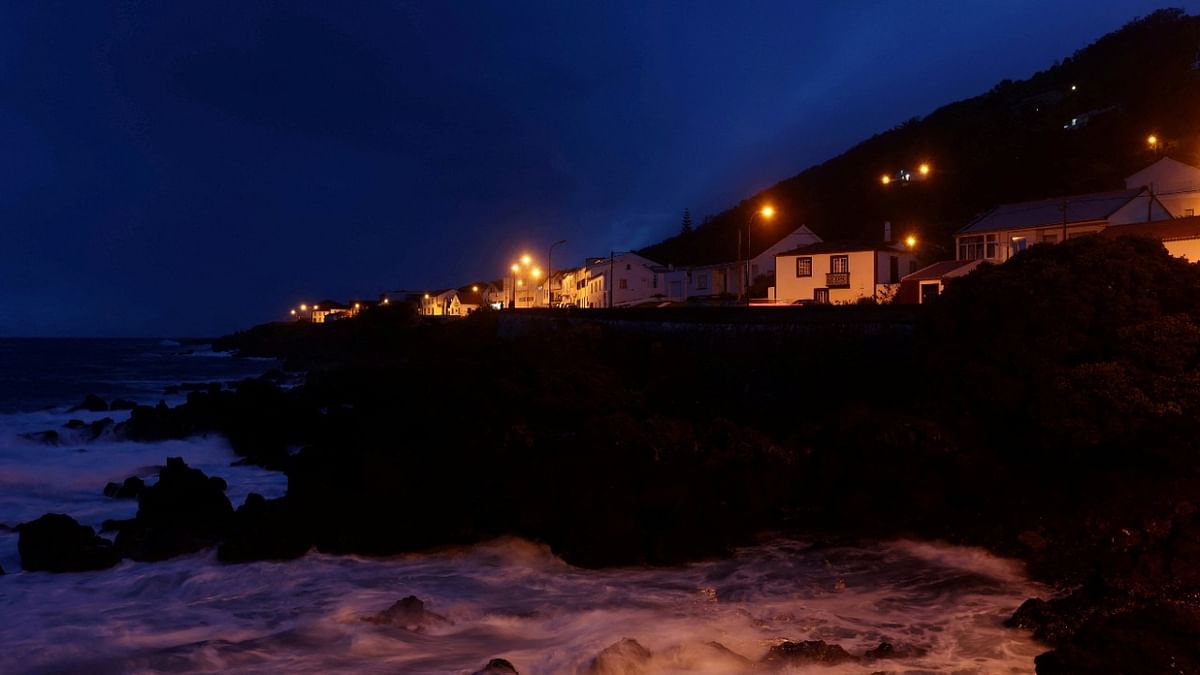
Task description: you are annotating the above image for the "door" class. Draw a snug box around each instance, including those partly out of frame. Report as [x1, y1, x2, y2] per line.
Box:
[920, 283, 940, 304]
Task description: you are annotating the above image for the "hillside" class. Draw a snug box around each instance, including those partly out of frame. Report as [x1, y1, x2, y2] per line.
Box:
[640, 8, 1200, 266]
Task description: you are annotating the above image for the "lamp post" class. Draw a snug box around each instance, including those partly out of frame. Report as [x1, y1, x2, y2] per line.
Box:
[510, 263, 520, 308]
[741, 205, 775, 302]
[547, 239, 567, 307]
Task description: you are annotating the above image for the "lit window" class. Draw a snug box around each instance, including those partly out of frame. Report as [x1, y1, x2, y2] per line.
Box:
[796, 257, 812, 277]
[830, 255, 849, 274]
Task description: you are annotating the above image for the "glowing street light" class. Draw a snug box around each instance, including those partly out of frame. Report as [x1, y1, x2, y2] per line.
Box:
[919, 163, 930, 176]
[300, 304, 308, 311]
[881, 174, 891, 185]
[531, 268, 542, 279]
[521, 254, 532, 266]
[1148, 134, 1159, 148]
[741, 205, 776, 302]
[905, 235, 917, 249]
[290, 309, 297, 316]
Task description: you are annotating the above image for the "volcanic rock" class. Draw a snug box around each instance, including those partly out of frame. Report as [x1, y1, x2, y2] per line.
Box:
[109, 399, 137, 411]
[17, 513, 120, 572]
[217, 493, 311, 562]
[103, 476, 145, 499]
[760, 640, 854, 666]
[472, 658, 519, 674]
[20, 430, 60, 445]
[362, 595, 452, 632]
[114, 457, 233, 561]
[68, 394, 109, 412]
[587, 638, 652, 674]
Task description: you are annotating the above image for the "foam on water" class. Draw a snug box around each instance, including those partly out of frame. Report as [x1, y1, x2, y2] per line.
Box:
[0, 535, 1046, 674]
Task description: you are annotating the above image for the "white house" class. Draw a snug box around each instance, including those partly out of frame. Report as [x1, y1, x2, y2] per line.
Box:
[1125, 157, 1200, 218]
[954, 187, 1171, 262]
[565, 252, 662, 308]
[1100, 216, 1200, 262]
[421, 289, 462, 316]
[746, 225, 823, 292]
[775, 241, 917, 305]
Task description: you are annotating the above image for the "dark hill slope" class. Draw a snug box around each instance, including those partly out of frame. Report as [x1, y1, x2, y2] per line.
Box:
[640, 8, 1200, 266]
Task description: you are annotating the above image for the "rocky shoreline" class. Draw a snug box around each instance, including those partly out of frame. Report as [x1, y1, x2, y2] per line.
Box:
[13, 237, 1200, 672]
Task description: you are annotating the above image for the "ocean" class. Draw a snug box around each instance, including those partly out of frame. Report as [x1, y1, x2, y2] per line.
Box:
[0, 339, 1045, 673]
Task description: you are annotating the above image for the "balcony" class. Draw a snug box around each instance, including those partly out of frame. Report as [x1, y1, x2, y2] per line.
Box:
[825, 271, 850, 288]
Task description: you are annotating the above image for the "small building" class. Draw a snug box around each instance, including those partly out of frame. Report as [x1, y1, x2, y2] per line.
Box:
[1100, 216, 1200, 262]
[955, 187, 1170, 262]
[421, 289, 462, 316]
[775, 241, 917, 305]
[1124, 157, 1200, 218]
[895, 259, 986, 304]
[746, 225, 823, 295]
[311, 300, 351, 323]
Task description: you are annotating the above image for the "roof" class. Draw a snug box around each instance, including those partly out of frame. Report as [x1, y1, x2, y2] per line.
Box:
[778, 240, 906, 256]
[1099, 216, 1200, 241]
[958, 188, 1148, 235]
[901, 259, 984, 282]
[315, 299, 350, 310]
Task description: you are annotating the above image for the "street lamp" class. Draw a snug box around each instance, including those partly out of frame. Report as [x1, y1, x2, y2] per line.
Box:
[547, 239, 567, 307]
[741, 205, 775, 302]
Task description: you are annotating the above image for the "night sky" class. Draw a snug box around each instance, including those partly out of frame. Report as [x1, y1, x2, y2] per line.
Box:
[2, 1, 1193, 337]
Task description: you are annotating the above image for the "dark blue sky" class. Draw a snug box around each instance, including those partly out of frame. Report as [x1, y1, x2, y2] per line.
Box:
[2, 1, 1192, 336]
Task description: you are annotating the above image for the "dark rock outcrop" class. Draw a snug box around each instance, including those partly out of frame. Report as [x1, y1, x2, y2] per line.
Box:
[88, 417, 114, 441]
[17, 513, 120, 572]
[109, 399, 137, 411]
[68, 394, 109, 412]
[1034, 602, 1200, 674]
[217, 494, 311, 562]
[471, 658, 518, 674]
[863, 640, 927, 659]
[20, 430, 60, 445]
[103, 476, 145, 499]
[587, 638, 652, 674]
[64, 419, 87, 430]
[113, 457, 233, 561]
[760, 640, 854, 666]
[362, 595, 451, 632]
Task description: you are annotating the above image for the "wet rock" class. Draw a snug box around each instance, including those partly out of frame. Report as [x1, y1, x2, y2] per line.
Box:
[217, 494, 311, 562]
[100, 518, 135, 533]
[68, 394, 109, 412]
[20, 430, 60, 445]
[114, 457, 233, 561]
[103, 476, 145, 499]
[760, 640, 854, 666]
[109, 399, 137, 411]
[88, 417, 114, 441]
[362, 595, 451, 632]
[472, 658, 519, 674]
[587, 638, 652, 675]
[64, 419, 87, 430]
[863, 640, 927, 659]
[1034, 602, 1200, 674]
[17, 513, 120, 572]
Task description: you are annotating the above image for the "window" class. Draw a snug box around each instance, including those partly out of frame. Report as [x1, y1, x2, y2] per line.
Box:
[1187, 209, 1196, 217]
[625, 264, 631, 270]
[959, 234, 998, 260]
[814, 288, 830, 304]
[696, 274, 708, 290]
[618, 278, 628, 290]
[830, 255, 849, 273]
[1042, 233, 1059, 245]
[796, 257, 812, 277]
[889, 256, 899, 283]
[1012, 236, 1028, 255]
[985, 234, 998, 259]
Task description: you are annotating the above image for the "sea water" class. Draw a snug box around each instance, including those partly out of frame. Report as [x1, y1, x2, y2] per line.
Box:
[0, 339, 1045, 674]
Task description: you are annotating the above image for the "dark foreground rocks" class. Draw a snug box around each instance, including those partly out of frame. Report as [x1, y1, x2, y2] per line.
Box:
[472, 658, 518, 674]
[362, 595, 452, 632]
[103, 476, 145, 499]
[112, 457, 233, 561]
[68, 393, 109, 412]
[17, 513, 120, 572]
[217, 493, 310, 562]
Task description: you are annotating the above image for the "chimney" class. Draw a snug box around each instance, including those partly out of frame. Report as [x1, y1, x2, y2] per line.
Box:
[883, 221, 892, 242]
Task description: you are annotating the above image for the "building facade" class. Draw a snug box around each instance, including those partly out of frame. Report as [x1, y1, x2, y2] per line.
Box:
[775, 241, 916, 305]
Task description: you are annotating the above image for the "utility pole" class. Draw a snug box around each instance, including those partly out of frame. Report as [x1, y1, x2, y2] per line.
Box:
[608, 251, 615, 308]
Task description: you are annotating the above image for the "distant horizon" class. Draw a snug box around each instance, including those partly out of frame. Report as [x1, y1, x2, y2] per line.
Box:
[2, 1, 1194, 337]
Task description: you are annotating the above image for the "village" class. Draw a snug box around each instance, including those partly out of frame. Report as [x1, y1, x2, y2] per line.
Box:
[289, 154, 1200, 322]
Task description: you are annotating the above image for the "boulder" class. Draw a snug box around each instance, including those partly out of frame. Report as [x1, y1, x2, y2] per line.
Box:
[64, 419, 87, 430]
[760, 640, 854, 666]
[103, 476, 145, 499]
[109, 399, 137, 411]
[587, 638, 652, 675]
[114, 457, 233, 561]
[863, 640, 927, 659]
[20, 430, 60, 445]
[18, 513, 120, 572]
[217, 494, 311, 562]
[88, 417, 114, 441]
[68, 394, 108, 412]
[362, 595, 451, 632]
[471, 658, 518, 674]
[1034, 602, 1200, 674]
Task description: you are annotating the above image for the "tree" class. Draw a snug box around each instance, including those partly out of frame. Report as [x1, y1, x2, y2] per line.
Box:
[680, 209, 694, 236]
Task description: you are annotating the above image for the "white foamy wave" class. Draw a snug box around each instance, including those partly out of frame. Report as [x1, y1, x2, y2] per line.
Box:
[0, 537, 1046, 674]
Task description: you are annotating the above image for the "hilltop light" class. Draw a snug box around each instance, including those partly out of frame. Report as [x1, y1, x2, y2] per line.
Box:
[919, 163, 930, 176]
[300, 304, 308, 311]
[424, 293, 430, 299]
[760, 205, 775, 218]
[472, 285, 479, 292]
[382, 298, 390, 305]
[881, 174, 891, 185]
[905, 235, 917, 249]
[290, 309, 296, 316]
[313, 305, 319, 310]
[1148, 134, 1159, 147]
[354, 302, 360, 309]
